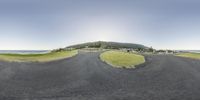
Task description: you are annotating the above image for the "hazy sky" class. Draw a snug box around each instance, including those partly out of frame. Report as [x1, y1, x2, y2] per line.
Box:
[0, 0, 200, 50]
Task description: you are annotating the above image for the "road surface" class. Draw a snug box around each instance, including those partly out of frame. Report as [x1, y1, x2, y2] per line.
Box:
[0, 52, 200, 100]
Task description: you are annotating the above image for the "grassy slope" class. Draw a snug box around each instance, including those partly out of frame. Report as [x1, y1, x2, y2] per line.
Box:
[176, 53, 200, 59]
[0, 50, 78, 62]
[100, 50, 145, 68]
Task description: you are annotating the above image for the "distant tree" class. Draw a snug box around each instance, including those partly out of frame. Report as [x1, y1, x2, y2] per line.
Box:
[148, 46, 154, 52]
[135, 48, 144, 52]
[156, 50, 165, 53]
[51, 48, 65, 52]
[66, 41, 147, 50]
[127, 49, 131, 53]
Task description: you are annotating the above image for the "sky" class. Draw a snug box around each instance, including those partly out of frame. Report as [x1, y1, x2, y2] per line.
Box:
[0, 0, 200, 50]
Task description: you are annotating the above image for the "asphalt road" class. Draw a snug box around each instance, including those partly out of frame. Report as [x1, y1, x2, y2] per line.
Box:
[0, 52, 200, 100]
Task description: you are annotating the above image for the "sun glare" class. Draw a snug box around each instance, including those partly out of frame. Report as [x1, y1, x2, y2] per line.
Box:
[78, 18, 124, 41]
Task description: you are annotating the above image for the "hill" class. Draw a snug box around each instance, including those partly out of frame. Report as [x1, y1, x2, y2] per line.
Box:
[65, 41, 148, 49]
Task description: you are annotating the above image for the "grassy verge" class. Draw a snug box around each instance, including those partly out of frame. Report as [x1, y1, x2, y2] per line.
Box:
[0, 50, 78, 62]
[176, 53, 200, 59]
[100, 50, 145, 68]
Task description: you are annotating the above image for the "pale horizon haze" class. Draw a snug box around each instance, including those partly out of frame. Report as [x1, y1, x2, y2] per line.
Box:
[0, 0, 200, 50]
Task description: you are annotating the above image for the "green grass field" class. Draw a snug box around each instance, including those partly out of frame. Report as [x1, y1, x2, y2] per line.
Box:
[176, 53, 200, 59]
[100, 50, 145, 68]
[0, 50, 78, 62]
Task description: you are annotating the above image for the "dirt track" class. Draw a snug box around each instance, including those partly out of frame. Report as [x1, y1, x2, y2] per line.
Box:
[0, 51, 200, 100]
